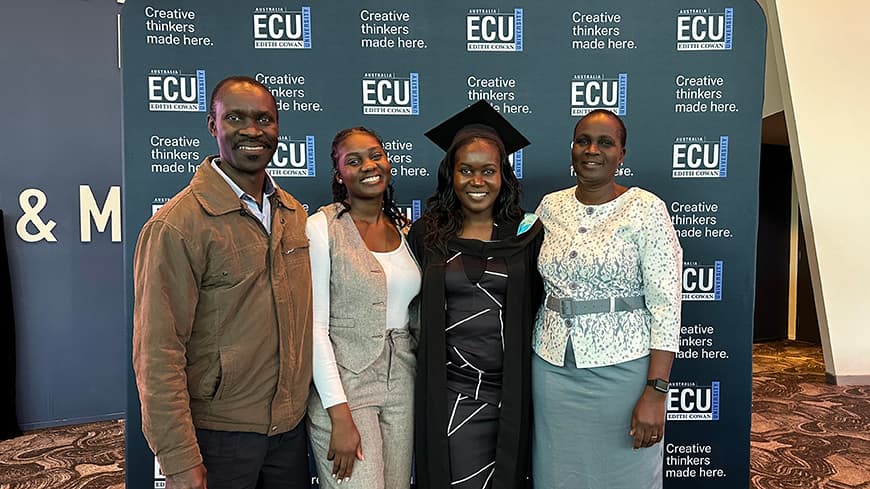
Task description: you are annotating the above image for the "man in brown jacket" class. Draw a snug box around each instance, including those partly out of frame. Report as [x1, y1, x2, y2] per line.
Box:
[133, 75, 313, 489]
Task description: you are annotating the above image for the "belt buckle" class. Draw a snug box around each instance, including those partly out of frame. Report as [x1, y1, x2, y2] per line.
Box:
[560, 299, 573, 317]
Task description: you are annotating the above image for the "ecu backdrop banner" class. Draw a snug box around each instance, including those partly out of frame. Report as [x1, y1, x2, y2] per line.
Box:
[122, 1, 765, 487]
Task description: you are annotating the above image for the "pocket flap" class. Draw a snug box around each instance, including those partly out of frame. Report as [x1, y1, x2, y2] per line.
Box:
[329, 317, 355, 328]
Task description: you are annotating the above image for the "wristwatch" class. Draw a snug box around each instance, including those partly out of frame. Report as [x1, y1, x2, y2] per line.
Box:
[646, 378, 670, 393]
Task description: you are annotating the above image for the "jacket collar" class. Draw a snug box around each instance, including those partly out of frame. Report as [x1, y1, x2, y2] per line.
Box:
[191, 155, 295, 216]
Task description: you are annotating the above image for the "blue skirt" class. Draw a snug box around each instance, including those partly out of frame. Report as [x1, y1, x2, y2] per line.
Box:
[532, 352, 662, 489]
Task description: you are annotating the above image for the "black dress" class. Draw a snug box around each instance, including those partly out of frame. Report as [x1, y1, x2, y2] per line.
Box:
[445, 252, 507, 487]
[409, 216, 543, 489]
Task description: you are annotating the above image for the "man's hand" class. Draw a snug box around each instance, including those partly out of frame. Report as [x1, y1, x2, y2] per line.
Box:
[326, 403, 364, 483]
[629, 388, 666, 449]
[166, 463, 207, 489]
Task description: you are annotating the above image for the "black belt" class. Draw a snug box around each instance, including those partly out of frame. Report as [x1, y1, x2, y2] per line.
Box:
[545, 295, 646, 317]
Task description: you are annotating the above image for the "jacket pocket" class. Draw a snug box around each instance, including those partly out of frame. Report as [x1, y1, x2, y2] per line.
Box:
[279, 239, 311, 287]
[202, 240, 268, 289]
[329, 317, 355, 328]
[280, 237, 310, 266]
[187, 348, 219, 401]
[213, 348, 236, 400]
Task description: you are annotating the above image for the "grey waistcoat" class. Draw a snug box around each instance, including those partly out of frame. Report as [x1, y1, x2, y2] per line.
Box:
[321, 203, 417, 373]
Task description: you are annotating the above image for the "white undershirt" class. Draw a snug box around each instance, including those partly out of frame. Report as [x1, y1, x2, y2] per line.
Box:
[306, 211, 421, 408]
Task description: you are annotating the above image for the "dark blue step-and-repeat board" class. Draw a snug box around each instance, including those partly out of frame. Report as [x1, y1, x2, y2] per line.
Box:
[122, 1, 765, 487]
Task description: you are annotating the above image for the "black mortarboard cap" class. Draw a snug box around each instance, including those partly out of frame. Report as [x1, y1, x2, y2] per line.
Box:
[424, 100, 530, 155]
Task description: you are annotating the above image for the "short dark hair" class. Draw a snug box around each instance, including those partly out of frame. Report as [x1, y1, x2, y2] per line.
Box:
[575, 109, 627, 147]
[208, 75, 278, 121]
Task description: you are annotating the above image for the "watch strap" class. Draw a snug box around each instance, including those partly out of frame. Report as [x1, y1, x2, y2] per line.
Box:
[646, 378, 670, 392]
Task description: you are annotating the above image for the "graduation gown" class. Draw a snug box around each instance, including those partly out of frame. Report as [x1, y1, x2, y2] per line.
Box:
[408, 216, 543, 489]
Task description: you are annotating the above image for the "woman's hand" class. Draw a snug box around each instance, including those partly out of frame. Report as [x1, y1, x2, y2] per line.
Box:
[629, 387, 666, 449]
[629, 349, 674, 449]
[326, 403, 364, 483]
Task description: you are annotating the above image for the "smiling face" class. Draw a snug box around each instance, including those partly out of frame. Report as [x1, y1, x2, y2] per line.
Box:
[334, 132, 391, 202]
[207, 81, 279, 178]
[452, 138, 502, 218]
[571, 112, 626, 188]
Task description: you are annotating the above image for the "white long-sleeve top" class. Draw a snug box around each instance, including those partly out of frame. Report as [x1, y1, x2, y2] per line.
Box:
[306, 211, 421, 409]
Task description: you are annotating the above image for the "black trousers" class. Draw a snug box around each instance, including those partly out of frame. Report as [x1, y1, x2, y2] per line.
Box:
[196, 421, 310, 489]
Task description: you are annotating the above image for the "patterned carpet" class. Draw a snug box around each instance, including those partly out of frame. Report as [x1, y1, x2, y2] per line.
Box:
[751, 342, 870, 489]
[0, 341, 867, 488]
[0, 419, 124, 489]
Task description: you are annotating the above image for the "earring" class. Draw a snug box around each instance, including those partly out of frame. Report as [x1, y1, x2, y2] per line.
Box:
[338, 178, 343, 184]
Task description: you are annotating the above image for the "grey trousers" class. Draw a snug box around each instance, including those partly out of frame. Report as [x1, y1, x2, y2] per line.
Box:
[307, 328, 415, 489]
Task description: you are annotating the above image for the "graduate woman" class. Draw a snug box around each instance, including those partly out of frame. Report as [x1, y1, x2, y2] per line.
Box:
[409, 101, 543, 489]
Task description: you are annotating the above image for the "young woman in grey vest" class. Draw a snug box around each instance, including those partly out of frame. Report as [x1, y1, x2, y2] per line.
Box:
[306, 127, 421, 489]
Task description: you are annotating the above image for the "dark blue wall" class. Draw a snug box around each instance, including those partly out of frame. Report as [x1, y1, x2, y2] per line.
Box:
[0, 1, 125, 429]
